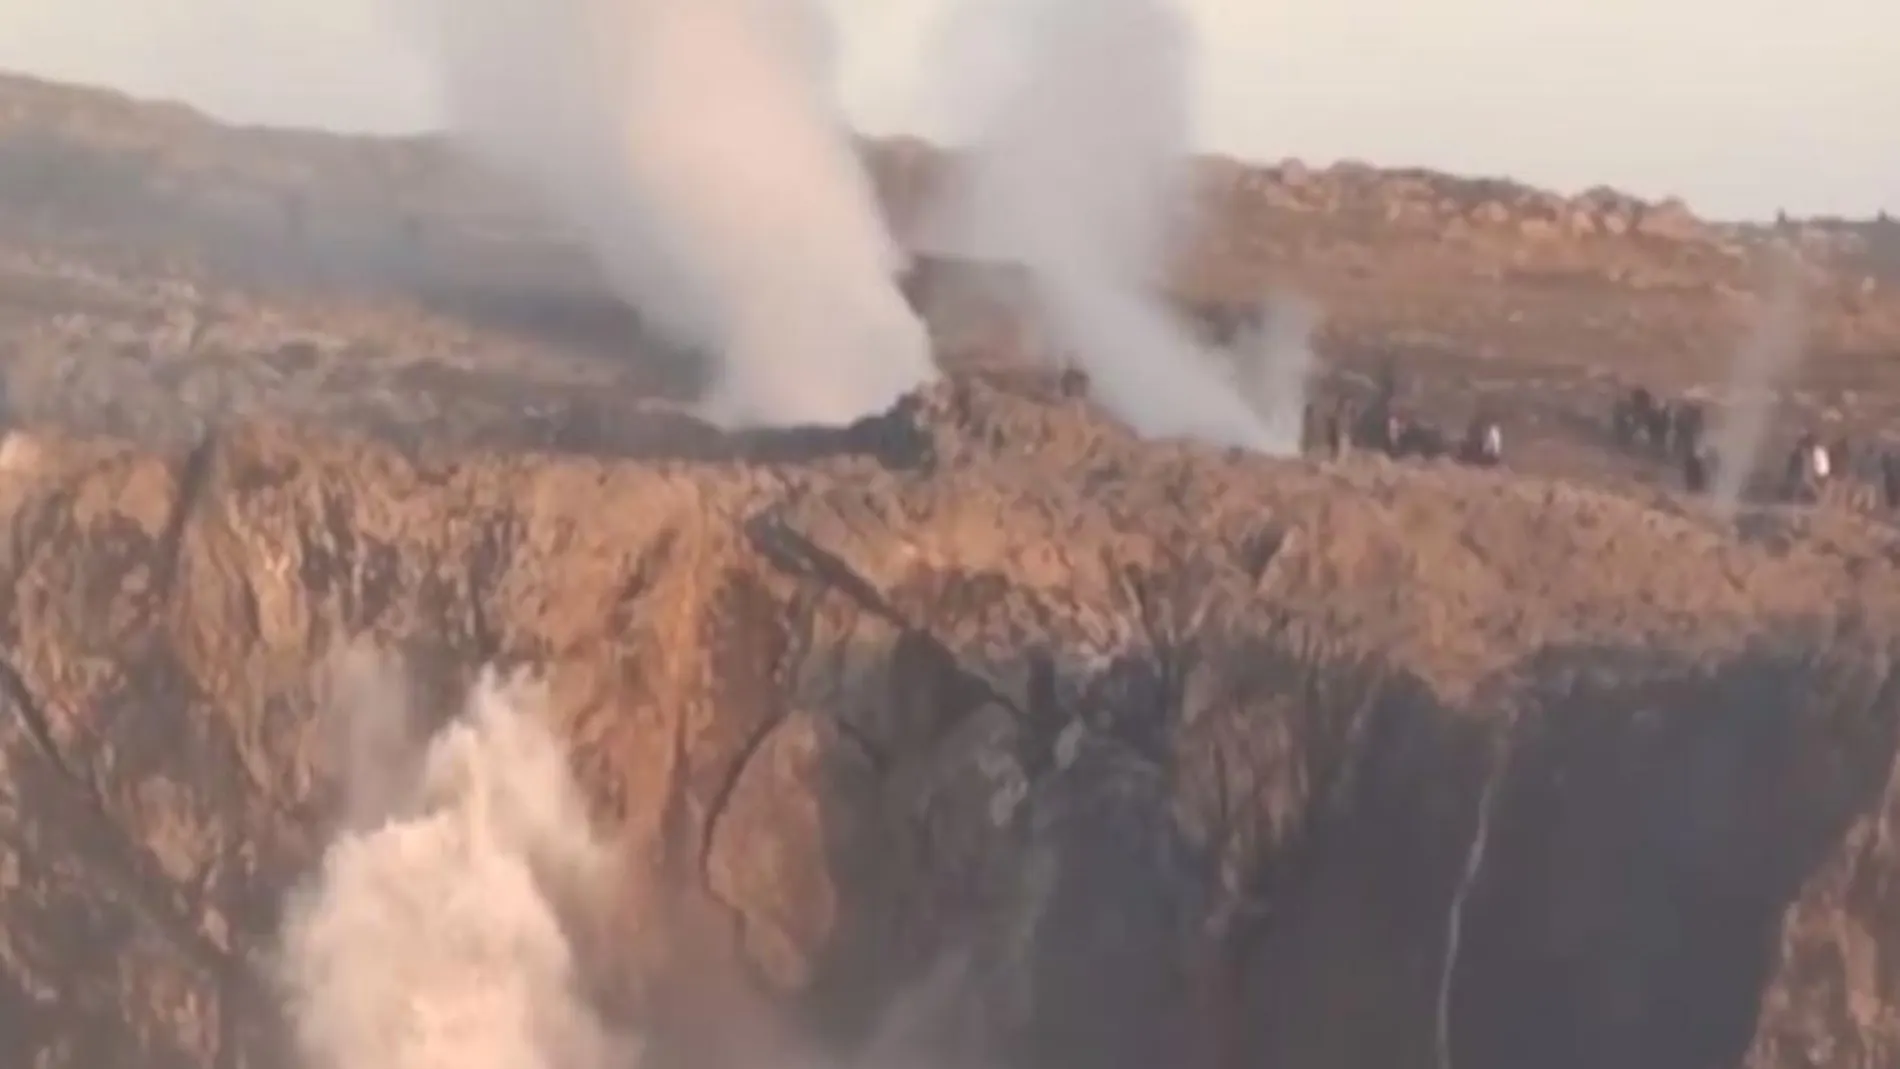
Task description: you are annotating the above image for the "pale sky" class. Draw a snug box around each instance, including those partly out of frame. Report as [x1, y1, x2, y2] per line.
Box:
[0, 0, 1892, 220]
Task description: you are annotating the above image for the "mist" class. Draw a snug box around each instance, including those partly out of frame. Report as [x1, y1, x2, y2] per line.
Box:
[926, 0, 1293, 454]
[276, 653, 635, 1069]
[1709, 247, 1809, 512]
[1235, 291, 1320, 450]
[391, 0, 938, 428]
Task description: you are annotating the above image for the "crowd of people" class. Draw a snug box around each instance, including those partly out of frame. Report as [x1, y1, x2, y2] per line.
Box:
[1609, 384, 1900, 508]
[1610, 385, 1716, 491]
[1296, 362, 1505, 469]
[1286, 363, 1900, 514]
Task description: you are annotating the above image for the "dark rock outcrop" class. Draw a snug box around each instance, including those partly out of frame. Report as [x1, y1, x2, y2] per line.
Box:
[0, 378, 1895, 1069]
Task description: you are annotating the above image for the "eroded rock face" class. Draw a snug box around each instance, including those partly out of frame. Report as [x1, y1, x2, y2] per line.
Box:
[0, 379, 1897, 1069]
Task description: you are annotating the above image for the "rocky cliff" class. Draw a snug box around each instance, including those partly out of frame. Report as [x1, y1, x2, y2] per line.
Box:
[3, 67, 1900, 1069]
[0, 373, 1896, 1069]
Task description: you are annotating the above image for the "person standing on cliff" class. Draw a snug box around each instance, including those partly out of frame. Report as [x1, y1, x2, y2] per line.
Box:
[1323, 397, 1352, 458]
[1684, 444, 1714, 494]
[1359, 370, 1401, 454]
[1668, 399, 1706, 461]
[1783, 431, 1831, 503]
[1458, 411, 1504, 467]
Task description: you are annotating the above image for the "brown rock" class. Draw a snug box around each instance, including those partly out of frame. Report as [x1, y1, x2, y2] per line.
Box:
[0, 379, 1894, 1069]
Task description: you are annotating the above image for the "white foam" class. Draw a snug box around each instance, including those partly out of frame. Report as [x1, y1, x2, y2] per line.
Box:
[276, 658, 634, 1069]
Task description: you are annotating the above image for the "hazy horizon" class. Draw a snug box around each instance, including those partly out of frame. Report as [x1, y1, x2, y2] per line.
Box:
[0, 0, 1893, 222]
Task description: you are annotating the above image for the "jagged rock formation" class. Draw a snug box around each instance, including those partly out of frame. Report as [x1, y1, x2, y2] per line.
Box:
[0, 376, 1896, 1069]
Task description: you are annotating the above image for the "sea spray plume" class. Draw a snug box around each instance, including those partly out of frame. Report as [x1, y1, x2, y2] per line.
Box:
[1710, 246, 1809, 512]
[322, 644, 428, 831]
[930, 0, 1281, 452]
[396, 0, 938, 428]
[1234, 291, 1321, 453]
[277, 658, 636, 1069]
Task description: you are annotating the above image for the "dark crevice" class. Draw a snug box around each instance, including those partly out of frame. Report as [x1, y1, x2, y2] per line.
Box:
[744, 512, 908, 630]
[745, 510, 1029, 735]
[1447, 649, 1900, 1069]
[0, 652, 85, 787]
[153, 426, 221, 604]
[695, 708, 792, 995]
[830, 715, 892, 778]
[698, 710, 793, 886]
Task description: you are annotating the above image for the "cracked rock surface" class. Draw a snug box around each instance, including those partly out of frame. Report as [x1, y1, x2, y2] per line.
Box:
[0, 376, 1895, 1069]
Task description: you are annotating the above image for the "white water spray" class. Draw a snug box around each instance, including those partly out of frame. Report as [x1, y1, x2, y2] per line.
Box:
[276, 654, 634, 1069]
[1435, 736, 1509, 1069]
[393, 0, 938, 428]
[1235, 291, 1320, 450]
[929, 0, 1291, 453]
[1710, 248, 1809, 511]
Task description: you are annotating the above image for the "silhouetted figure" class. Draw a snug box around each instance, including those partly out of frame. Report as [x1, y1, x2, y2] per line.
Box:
[1391, 415, 1448, 459]
[1668, 400, 1706, 460]
[1374, 359, 1401, 408]
[1784, 431, 1830, 502]
[1378, 410, 1404, 454]
[1882, 450, 1900, 509]
[1323, 398, 1352, 458]
[1783, 434, 1810, 496]
[1829, 437, 1854, 479]
[1806, 435, 1832, 480]
[1641, 400, 1671, 454]
[1683, 446, 1713, 494]
[1612, 386, 1669, 452]
[1299, 402, 1321, 454]
[1458, 412, 1504, 467]
[1353, 402, 1392, 453]
[1612, 390, 1637, 446]
[1485, 420, 1505, 464]
[1355, 363, 1403, 450]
